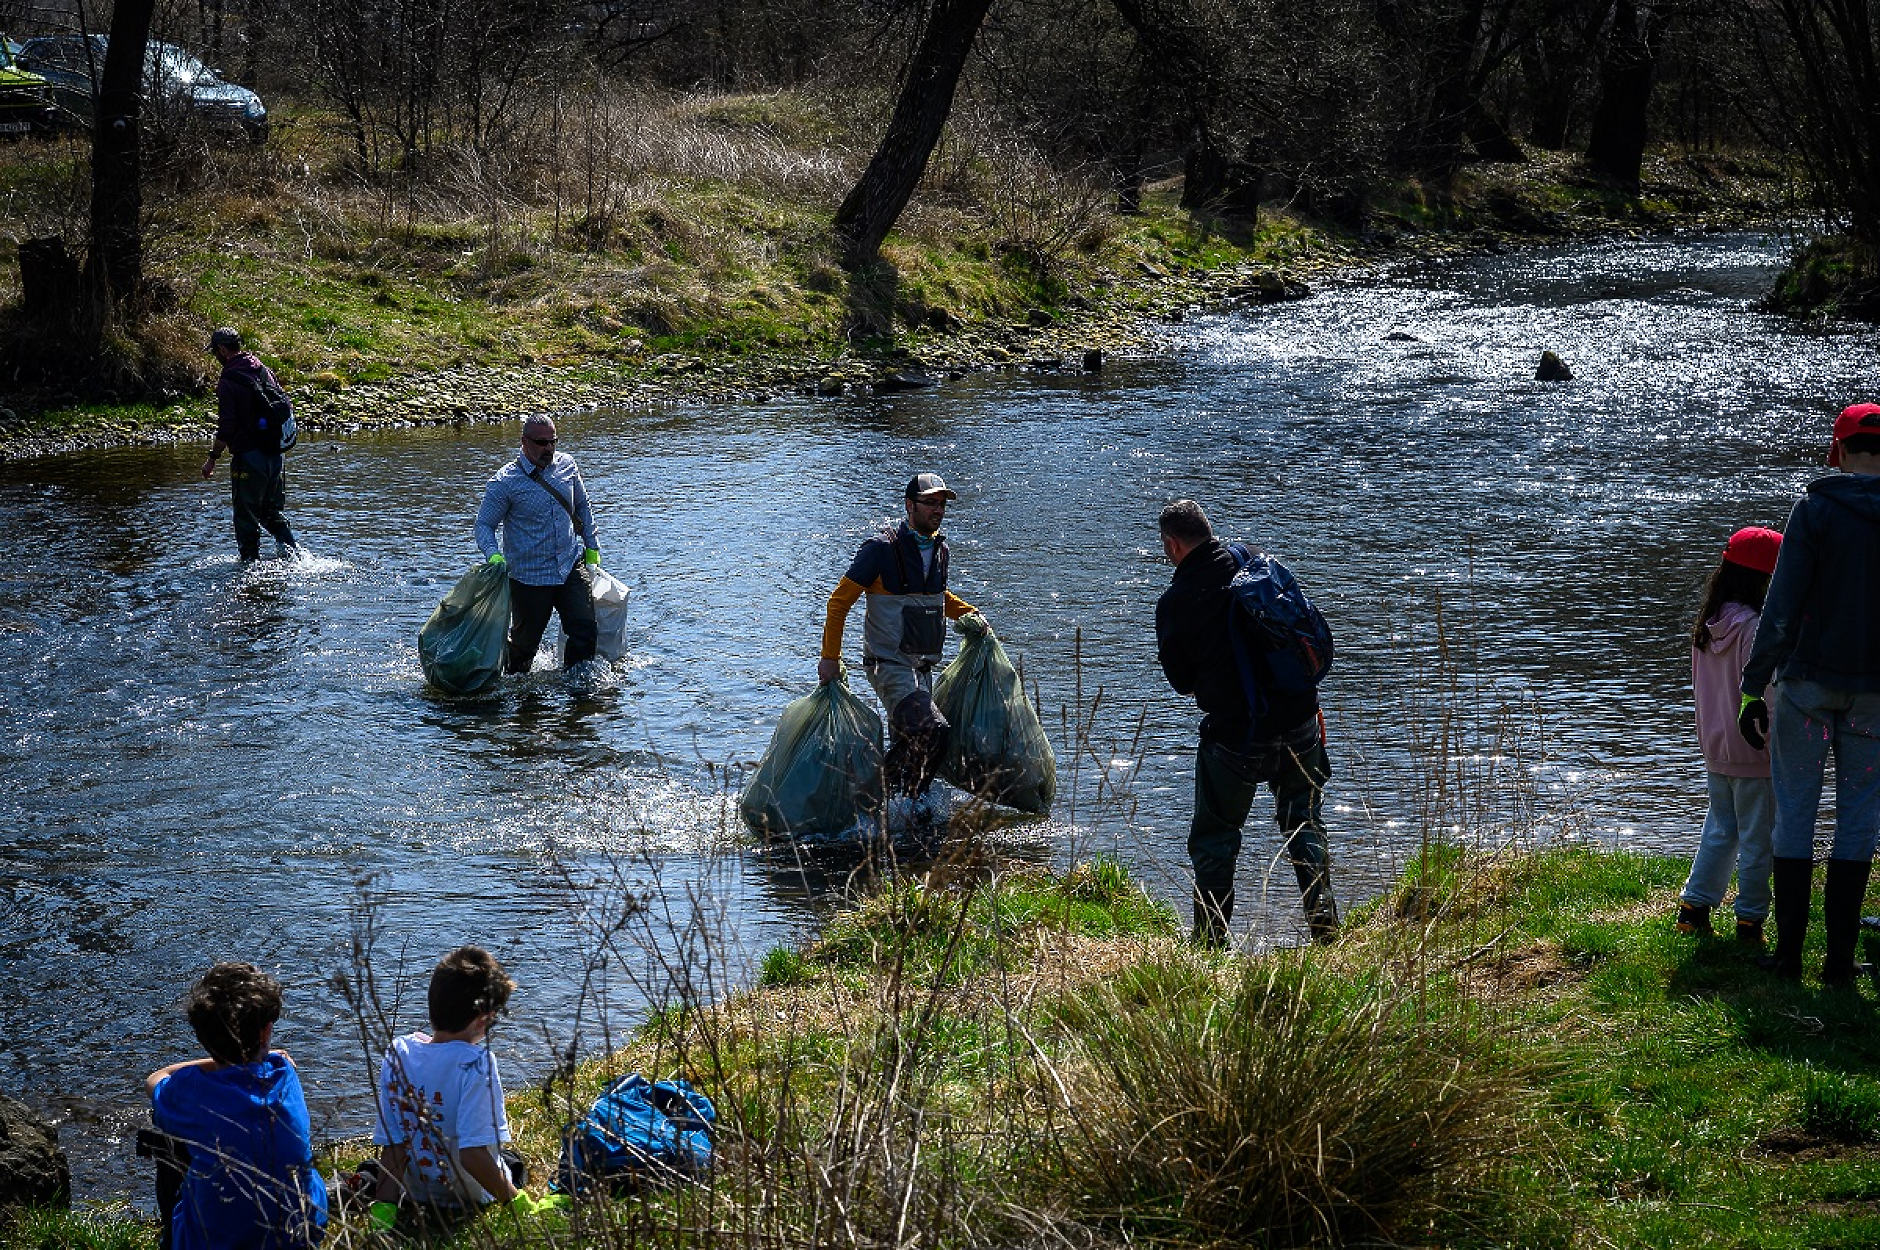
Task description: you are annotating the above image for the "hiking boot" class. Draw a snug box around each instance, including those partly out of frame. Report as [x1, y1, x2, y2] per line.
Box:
[1675, 903, 1713, 936]
[1735, 917, 1765, 946]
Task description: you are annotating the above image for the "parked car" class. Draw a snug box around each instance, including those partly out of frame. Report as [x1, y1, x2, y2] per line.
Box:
[0, 35, 57, 137]
[17, 34, 267, 141]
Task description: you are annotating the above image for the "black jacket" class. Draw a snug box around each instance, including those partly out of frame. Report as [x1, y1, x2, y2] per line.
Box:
[1156, 537, 1318, 745]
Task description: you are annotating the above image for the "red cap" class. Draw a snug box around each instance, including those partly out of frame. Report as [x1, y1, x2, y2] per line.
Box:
[1829, 403, 1880, 467]
[1724, 526, 1782, 575]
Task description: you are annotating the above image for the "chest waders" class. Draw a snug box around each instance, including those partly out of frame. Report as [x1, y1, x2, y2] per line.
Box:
[860, 530, 951, 801]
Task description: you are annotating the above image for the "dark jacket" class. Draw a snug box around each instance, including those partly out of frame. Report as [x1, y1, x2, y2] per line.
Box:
[1156, 537, 1318, 745]
[1743, 472, 1880, 694]
[214, 352, 282, 459]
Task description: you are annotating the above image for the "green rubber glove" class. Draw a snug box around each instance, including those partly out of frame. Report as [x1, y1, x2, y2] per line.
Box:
[956, 611, 989, 639]
[508, 1191, 570, 1218]
[583, 548, 601, 567]
[368, 1201, 398, 1232]
[1738, 693, 1769, 751]
[486, 552, 506, 567]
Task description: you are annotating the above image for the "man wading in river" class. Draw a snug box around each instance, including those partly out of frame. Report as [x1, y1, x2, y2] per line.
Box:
[1156, 499, 1338, 948]
[200, 328, 300, 562]
[475, 415, 602, 672]
[819, 474, 989, 805]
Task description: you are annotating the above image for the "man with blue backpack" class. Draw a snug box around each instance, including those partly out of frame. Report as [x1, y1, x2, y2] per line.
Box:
[201, 327, 300, 562]
[1155, 499, 1338, 948]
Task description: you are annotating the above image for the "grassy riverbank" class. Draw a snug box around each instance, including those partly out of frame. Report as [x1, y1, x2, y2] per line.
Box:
[0, 85, 1792, 459]
[12, 844, 1880, 1249]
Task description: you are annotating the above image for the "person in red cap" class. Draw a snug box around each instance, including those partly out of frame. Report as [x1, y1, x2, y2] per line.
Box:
[1738, 402, 1880, 983]
[1675, 525, 1781, 943]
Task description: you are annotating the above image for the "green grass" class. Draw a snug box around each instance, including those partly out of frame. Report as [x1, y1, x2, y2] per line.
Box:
[18, 849, 1880, 1250]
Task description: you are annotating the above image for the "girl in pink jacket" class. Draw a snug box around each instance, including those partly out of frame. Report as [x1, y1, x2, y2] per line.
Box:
[1677, 526, 1782, 942]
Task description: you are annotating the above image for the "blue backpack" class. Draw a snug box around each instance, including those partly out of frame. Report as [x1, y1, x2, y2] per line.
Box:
[555, 1073, 715, 1195]
[1224, 543, 1334, 717]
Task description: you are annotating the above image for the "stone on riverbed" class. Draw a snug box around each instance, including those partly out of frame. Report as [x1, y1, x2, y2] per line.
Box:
[0, 1092, 69, 1209]
[1536, 350, 1573, 381]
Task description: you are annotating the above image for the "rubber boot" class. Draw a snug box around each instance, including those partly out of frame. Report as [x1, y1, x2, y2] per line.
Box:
[1758, 856, 1814, 980]
[1821, 858, 1874, 987]
[1192, 889, 1233, 950]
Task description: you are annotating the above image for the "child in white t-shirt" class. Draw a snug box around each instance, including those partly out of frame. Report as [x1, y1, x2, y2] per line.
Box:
[367, 947, 566, 1229]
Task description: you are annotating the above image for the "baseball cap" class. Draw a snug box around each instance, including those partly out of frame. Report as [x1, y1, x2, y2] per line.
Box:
[1723, 526, 1782, 575]
[1828, 402, 1880, 467]
[905, 472, 958, 500]
[207, 326, 242, 352]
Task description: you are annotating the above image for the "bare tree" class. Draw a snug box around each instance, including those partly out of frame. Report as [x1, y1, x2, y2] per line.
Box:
[88, 0, 158, 306]
[833, 0, 995, 269]
[1583, 0, 1670, 187]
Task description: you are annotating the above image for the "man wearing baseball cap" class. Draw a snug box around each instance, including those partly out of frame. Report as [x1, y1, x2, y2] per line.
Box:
[819, 473, 989, 806]
[1739, 402, 1880, 984]
[200, 327, 300, 561]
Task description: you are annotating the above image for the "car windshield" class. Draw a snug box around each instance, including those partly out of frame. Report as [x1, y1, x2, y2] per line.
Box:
[148, 44, 218, 85]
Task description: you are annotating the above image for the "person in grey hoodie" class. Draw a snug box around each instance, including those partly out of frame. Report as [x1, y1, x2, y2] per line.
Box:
[1738, 403, 1880, 983]
[200, 327, 299, 561]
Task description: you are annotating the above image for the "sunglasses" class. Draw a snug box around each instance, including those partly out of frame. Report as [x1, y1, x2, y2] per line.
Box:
[526, 436, 557, 447]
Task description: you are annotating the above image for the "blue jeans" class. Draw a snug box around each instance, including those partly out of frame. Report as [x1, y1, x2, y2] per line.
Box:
[1770, 678, 1880, 861]
[1680, 771, 1774, 920]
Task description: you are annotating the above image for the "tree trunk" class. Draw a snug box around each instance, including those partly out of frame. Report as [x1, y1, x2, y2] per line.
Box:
[1584, 0, 1666, 189]
[19, 238, 81, 326]
[85, 0, 157, 307]
[1466, 101, 1527, 162]
[832, 0, 994, 270]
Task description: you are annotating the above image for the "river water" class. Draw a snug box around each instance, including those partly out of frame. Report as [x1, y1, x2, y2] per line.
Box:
[3, 231, 1874, 1202]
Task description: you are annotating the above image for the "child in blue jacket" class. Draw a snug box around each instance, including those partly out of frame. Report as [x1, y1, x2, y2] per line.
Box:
[146, 963, 328, 1250]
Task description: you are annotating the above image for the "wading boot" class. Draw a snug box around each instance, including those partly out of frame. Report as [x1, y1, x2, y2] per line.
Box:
[1821, 858, 1874, 988]
[1675, 903, 1713, 936]
[1191, 889, 1233, 951]
[1758, 856, 1814, 981]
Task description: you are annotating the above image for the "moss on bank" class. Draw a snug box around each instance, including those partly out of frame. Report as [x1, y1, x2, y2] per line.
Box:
[15, 844, 1880, 1249]
[0, 91, 1794, 459]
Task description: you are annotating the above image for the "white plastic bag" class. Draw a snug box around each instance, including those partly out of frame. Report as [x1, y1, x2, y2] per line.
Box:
[562, 566, 631, 662]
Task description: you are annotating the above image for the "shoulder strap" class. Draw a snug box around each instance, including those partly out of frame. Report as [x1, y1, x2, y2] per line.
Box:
[526, 463, 577, 520]
[883, 526, 913, 594]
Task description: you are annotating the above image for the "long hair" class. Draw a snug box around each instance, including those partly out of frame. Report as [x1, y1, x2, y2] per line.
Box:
[1691, 559, 1771, 651]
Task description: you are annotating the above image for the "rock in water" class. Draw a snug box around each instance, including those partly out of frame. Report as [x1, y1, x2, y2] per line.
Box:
[1536, 350, 1573, 381]
[0, 1092, 71, 1209]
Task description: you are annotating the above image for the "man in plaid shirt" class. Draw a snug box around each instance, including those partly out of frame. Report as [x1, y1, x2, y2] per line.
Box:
[474, 415, 602, 673]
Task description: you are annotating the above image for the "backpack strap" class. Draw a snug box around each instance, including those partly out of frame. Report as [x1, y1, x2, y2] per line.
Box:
[1223, 543, 1270, 723]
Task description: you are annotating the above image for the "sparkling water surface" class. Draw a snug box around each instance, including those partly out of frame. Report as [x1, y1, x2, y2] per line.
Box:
[3, 231, 1874, 1200]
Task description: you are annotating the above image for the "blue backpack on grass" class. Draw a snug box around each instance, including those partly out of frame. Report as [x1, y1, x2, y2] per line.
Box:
[1224, 542, 1334, 718]
[555, 1074, 715, 1196]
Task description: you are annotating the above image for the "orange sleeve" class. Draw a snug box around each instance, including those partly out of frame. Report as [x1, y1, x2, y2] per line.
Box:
[821, 577, 866, 660]
[944, 590, 977, 619]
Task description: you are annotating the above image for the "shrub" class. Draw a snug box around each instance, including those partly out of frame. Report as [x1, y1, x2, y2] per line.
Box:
[1051, 954, 1533, 1247]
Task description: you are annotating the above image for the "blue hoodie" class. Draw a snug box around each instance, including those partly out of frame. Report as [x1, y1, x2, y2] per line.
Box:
[151, 1052, 328, 1250]
[1742, 472, 1880, 695]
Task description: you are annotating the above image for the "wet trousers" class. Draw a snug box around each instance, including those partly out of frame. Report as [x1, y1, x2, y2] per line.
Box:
[1188, 721, 1337, 946]
[229, 452, 296, 560]
[864, 656, 949, 798]
[505, 566, 597, 673]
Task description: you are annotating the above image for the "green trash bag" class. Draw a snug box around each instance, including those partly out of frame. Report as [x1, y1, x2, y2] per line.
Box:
[418, 562, 512, 698]
[933, 630, 1057, 814]
[739, 676, 885, 841]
